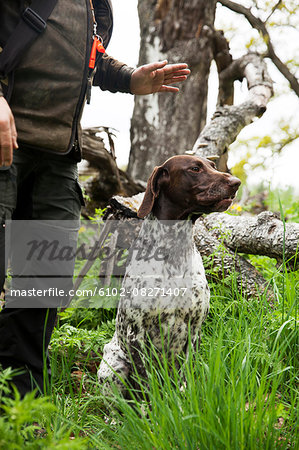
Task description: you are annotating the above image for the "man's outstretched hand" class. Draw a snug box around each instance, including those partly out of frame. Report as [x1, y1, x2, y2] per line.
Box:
[130, 60, 190, 95]
[0, 97, 18, 167]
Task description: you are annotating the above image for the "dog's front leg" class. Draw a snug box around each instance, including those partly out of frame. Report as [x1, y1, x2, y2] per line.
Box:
[98, 332, 131, 395]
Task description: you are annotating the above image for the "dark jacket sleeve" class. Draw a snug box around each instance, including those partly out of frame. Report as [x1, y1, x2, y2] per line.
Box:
[93, 53, 135, 93]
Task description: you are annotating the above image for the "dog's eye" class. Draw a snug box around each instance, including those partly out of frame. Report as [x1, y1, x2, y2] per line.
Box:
[191, 166, 200, 172]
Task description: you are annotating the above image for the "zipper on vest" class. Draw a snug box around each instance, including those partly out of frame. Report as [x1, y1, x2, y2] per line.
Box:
[70, 0, 93, 153]
[70, 0, 110, 153]
[86, 76, 92, 105]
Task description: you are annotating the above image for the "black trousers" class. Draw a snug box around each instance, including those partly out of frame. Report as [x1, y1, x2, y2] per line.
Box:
[0, 308, 57, 395]
[0, 147, 83, 397]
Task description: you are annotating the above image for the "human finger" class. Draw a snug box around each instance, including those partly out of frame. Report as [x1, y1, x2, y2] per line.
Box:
[0, 98, 16, 166]
[158, 85, 180, 93]
[160, 64, 190, 75]
[10, 113, 18, 150]
[164, 69, 191, 80]
[143, 60, 168, 75]
[163, 75, 189, 85]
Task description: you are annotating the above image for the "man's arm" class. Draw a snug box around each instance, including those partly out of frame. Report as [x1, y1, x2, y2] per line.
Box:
[0, 95, 18, 167]
[93, 55, 190, 94]
[93, 54, 134, 93]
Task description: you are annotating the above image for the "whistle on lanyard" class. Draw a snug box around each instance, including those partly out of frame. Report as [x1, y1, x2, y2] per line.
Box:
[89, 36, 105, 69]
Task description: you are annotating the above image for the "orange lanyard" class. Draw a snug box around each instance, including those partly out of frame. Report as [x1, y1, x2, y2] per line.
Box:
[88, 0, 105, 69]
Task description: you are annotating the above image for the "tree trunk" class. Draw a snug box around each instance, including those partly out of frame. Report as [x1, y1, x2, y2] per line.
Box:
[127, 0, 217, 183]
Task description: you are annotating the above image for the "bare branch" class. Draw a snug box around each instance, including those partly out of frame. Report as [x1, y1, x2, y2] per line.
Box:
[191, 53, 273, 171]
[265, 0, 282, 22]
[218, 0, 299, 97]
[212, 29, 234, 105]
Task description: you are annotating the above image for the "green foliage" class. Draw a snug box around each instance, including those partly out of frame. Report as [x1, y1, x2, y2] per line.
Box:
[0, 370, 87, 449]
[43, 243, 298, 448]
[90, 294, 298, 450]
[230, 154, 250, 185]
[266, 188, 299, 223]
[50, 321, 115, 354]
[1, 264, 297, 448]
[229, 120, 299, 193]
[58, 307, 116, 330]
[217, 0, 299, 67]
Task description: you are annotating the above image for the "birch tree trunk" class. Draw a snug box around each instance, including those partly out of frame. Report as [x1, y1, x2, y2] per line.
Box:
[127, 0, 217, 182]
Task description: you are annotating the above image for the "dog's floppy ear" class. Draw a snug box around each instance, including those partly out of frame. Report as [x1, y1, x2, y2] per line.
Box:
[137, 166, 167, 218]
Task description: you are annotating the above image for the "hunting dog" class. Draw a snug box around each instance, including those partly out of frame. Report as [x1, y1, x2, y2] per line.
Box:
[98, 155, 240, 394]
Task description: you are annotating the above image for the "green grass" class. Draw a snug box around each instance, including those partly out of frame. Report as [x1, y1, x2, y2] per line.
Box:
[0, 203, 298, 448]
[1, 263, 297, 449]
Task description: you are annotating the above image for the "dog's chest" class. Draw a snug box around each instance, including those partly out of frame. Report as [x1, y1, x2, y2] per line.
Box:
[117, 217, 210, 354]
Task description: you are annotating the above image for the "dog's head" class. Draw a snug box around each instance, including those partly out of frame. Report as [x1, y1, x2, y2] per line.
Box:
[137, 155, 241, 219]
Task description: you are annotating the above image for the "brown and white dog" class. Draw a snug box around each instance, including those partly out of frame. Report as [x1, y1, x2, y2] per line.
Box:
[98, 155, 240, 394]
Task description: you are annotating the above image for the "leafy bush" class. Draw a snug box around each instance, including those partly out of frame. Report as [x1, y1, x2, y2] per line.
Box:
[50, 320, 115, 354]
[0, 369, 87, 449]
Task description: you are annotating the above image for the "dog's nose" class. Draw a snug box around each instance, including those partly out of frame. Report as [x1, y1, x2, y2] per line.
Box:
[228, 177, 241, 189]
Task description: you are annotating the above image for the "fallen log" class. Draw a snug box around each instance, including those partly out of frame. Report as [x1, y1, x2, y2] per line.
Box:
[193, 220, 273, 300]
[81, 127, 144, 214]
[203, 212, 299, 269]
[103, 194, 277, 301]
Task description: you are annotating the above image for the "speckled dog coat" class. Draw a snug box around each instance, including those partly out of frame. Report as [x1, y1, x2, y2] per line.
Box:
[97, 215, 210, 393]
